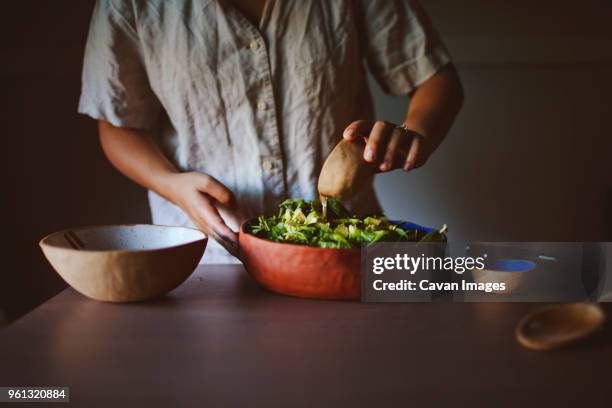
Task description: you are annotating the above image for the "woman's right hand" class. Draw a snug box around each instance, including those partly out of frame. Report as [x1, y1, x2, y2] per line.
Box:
[161, 172, 239, 255]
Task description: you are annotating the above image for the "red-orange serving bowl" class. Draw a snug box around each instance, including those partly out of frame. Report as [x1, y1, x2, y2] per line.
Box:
[239, 219, 361, 300]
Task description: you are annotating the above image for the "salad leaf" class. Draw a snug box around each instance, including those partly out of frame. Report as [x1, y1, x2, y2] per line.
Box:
[250, 198, 447, 248]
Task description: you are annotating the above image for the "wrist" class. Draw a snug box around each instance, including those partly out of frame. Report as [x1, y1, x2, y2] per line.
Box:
[400, 122, 427, 141]
[154, 171, 183, 204]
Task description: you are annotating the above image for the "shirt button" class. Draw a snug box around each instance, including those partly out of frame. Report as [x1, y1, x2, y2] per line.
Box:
[257, 101, 267, 111]
[249, 40, 262, 52]
[262, 159, 273, 171]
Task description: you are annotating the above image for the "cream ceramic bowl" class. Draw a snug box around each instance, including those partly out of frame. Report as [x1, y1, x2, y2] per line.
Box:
[40, 224, 207, 302]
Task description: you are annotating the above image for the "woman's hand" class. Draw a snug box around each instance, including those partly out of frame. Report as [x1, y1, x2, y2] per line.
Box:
[341, 65, 464, 173]
[161, 172, 239, 255]
[342, 120, 429, 172]
[98, 121, 240, 255]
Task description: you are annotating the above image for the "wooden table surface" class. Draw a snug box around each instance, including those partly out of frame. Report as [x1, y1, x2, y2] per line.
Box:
[1, 264, 611, 407]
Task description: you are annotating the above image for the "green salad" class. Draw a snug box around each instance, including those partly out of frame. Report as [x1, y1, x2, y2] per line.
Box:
[250, 198, 447, 248]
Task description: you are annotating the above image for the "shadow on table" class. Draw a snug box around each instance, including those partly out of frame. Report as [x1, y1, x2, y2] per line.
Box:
[233, 269, 270, 297]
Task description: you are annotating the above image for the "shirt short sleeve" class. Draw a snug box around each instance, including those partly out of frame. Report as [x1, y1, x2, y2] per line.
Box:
[78, 0, 161, 129]
[356, 0, 452, 95]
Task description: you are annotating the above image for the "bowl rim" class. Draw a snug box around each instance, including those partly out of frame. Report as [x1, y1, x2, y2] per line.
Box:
[39, 223, 207, 254]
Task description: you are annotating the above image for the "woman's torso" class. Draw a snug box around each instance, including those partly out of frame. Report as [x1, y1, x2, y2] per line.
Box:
[132, 0, 381, 261]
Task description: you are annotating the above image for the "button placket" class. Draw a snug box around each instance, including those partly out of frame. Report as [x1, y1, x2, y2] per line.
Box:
[235, 15, 286, 208]
[258, 83, 285, 207]
[256, 101, 267, 111]
[261, 158, 273, 171]
[249, 39, 262, 52]
[261, 154, 283, 172]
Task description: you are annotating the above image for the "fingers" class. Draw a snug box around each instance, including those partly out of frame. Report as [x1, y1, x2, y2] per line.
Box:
[403, 134, 421, 171]
[343, 120, 418, 171]
[194, 173, 236, 208]
[364, 120, 392, 163]
[380, 127, 407, 172]
[192, 193, 239, 254]
[343, 120, 373, 141]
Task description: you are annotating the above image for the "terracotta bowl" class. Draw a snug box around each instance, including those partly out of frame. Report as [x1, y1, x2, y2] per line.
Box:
[239, 220, 360, 300]
[239, 219, 437, 300]
[40, 224, 207, 302]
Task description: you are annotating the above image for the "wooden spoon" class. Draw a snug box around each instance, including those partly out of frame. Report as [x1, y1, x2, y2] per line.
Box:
[318, 139, 376, 202]
[516, 303, 605, 351]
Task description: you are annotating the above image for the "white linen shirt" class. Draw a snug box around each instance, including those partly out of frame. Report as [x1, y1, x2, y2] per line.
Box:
[79, 0, 451, 263]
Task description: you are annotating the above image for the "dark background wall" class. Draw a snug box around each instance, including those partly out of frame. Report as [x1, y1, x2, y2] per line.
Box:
[2, 0, 611, 324]
[2, 1, 149, 323]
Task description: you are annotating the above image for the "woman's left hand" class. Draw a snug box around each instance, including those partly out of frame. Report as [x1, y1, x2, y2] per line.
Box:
[342, 120, 429, 172]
